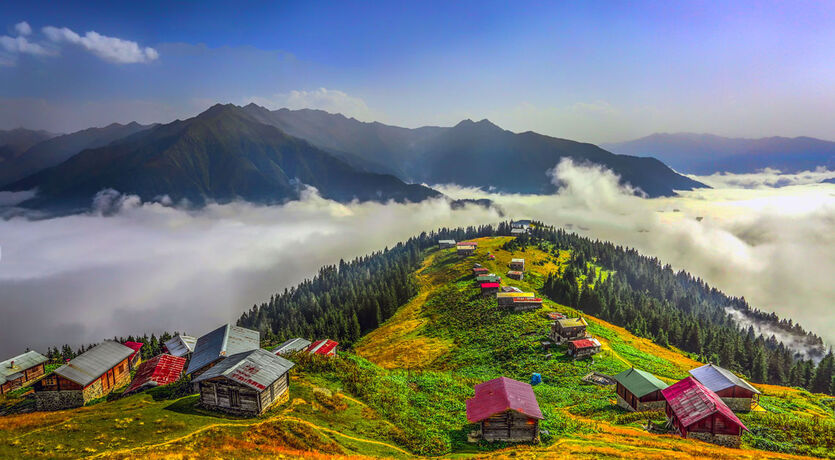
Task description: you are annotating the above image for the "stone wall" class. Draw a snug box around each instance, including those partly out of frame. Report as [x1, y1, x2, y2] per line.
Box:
[636, 400, 666, 412]
[616, 394, 634, 411]
[688, 432, 741, 448]
[721, 397, 752, 412]
[83, 379, 105, 403]
[35, 391, 84, 411]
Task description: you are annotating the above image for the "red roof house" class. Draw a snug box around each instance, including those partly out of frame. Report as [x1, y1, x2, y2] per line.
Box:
[307, 339, 339, 356]
[124, 341, 144, 367]
[567, 338, 601, 359]
[124, 354, 187, 394]
[466, 377, 543, 442]
[661, 377, 748, 447]
[458, 241, 479, 247]
[480, 282, 501, 298]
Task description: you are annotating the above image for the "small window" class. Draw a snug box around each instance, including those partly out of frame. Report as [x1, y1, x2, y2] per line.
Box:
[44, 376, 57, 386]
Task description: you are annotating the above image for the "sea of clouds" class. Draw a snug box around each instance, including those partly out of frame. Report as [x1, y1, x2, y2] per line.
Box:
[1, 160, 833, 357]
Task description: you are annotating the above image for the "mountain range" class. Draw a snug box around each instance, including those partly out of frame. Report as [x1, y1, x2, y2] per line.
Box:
[1, 104, 708, 212]
[602, 133, 835, 175]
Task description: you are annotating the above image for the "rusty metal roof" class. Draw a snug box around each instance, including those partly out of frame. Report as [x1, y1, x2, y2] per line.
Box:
[186, 324, 260, 375]
[164, 334, 197, 358]
[54, 341, 134, 387]
[466, 376, 543, 422]
[125, 354, 186, 394]
[1, 350, 48, 384]
[662, 377, 747, 431]
[689, 364, 761, 395]
[193, 348, 294, 392]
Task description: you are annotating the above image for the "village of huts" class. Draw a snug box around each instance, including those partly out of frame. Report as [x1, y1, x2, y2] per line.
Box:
[0, 224, 779, 455]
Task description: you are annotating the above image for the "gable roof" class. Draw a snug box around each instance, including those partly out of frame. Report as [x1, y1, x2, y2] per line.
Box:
[511, 258, 525, 263]
[569, 338, 601, 349]
[308, 339, 339, 355]
[438, 239, 456, 244]
[466, 377, 543, 422]
[186, 324, 260, 375]
[613, 367, 669, 398]
[457, 241, 478, 247]
[661, 377, 747, 431]
[54, 341, 134, 387]
[193, 349, 294, 391]
[124, 341, 144, 360]
[164, 335, 197, 357]
[0, 351, 48, 384]
[556, 317, 587, 328]
[689, 364, 761, 395]
[273, 338, 311, 355]
[125, 354, 186, 394]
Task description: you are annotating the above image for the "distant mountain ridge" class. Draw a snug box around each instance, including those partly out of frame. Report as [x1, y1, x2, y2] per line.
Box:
[243, 105, 705, 197]
[3, 104, 440, 212]
[0, 128, 57, 163]
[0, 122, 153, 187]
[602, 133, 835, 175]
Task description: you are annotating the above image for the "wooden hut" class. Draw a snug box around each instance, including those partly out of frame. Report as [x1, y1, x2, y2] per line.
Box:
[507, 270, 524, 281]
[457, 244, 476, 256]
[496, 292, 536, 307]
[613, 367, 668, 411]
[510, 258, 525, 271]
[186, 324, 260, 377]
[438, 239, 456, 249]
[689, 364, 761, 412]
[272, 338, 311, 355]
[480, 282, 500, 298]
[661, 377, 748, 447]
[476, 274, 501, 284]
[194, 349, 294, 416]
[307, 339, 339, 356]
[466, 377, 543, 442]
[567, 338, 601, 359]
[33, 341, 133, 410]
[510, 297, 542, 311]
[549, 317, 588, 344]
[124, 341, 144, 368]
[0, 351, 48, 395]
[124, 354, 186, 394]
[472, 267, 489, 275]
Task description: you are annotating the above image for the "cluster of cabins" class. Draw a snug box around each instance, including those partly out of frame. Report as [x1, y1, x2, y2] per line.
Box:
[473, 260, 544, 312]
[1, 325, 339, 417]
[548, 314, 603, 360]
[612, 363, 760, 447]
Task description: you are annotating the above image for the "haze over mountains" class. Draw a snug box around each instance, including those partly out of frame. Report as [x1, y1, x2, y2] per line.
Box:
[603, 133, 835, 175]
[0, 104, 709, 213]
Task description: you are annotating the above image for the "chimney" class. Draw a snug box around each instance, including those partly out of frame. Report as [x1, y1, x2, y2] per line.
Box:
[8, 360, 14, 368]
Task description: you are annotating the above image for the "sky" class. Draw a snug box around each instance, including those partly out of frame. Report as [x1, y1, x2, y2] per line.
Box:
[1, 1, 834, 142]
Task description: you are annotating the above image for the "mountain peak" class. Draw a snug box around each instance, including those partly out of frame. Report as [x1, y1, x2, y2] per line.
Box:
[453, 118, 502, 130]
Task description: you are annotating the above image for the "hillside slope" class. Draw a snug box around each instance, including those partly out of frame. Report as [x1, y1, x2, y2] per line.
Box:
[1, 235, 832, 459]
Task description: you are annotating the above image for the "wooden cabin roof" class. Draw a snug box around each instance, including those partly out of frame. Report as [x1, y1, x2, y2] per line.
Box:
[613, 367, 668, 398]
[193, 349, 294, 392]
[186, 324, 260, 375]
[54, 341, 134, 387]
[569, 338, 601, 349]
[125, 354, 186, 393]
[689, 363, 761, 395]
[661, 377, 748, 431]
[308, 339, 339, 355]
[556, 317, 587, 328]
[0, 350, 48, 385]
[124, 341, 144, 360]
[273, 337, 311, 355]
[466, 377, 543, 423]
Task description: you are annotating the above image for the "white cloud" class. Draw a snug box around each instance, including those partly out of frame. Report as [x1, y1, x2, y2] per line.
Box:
[690, 167, 835, 189]
[0, 34, 51, 56]
[245, 87, 379, 121]
[14, 21, 32, 36]
[42, 26, 158, 64]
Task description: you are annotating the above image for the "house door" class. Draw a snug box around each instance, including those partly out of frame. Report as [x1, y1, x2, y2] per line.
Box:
[230, 389, 241, 408]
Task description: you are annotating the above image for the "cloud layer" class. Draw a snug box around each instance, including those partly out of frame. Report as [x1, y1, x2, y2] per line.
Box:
[0, 162, 833, 357]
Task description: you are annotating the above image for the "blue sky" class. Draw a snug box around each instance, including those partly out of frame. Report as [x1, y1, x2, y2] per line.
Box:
[1, 1, 833, 142]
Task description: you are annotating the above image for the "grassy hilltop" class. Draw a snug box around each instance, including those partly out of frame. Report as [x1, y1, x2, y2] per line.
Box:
[1, 236, 833, 459]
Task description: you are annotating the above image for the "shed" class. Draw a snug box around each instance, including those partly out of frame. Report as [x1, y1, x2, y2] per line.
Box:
[496, 292, 536, 307]
[567, 338, 601, 359]
[273, 338, 312, 355]
[510, 297, 542, 311]
[476, 274, 501, 284]
[472, 267, 489, 275]
[507, 270, 524, 280]
[125, 354, 186, 394]
[662, 377, 748, 447]
[457, 245, 476, 256]
[194, 349, 294, 416]
[457, 241, 479, 248]
[689, 364, 761, 412]
[164, 334, 197, 358]
[308, 339, 339, 356]
[480, 282, 501, 298]
[186, 324, 260, 377]
[34, 341, 134, 410]
[510, 258, 525, 271]
[0, 351, 48, 395]
[124, 341, 144, 367]
[466, 377, 543, 442]
[438, 239, 456, 249]
[613, 367, 668, 411]
[550, 317, 588, 343]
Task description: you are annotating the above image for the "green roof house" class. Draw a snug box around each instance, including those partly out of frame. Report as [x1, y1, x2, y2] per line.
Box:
[613, 367, 669, 412]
